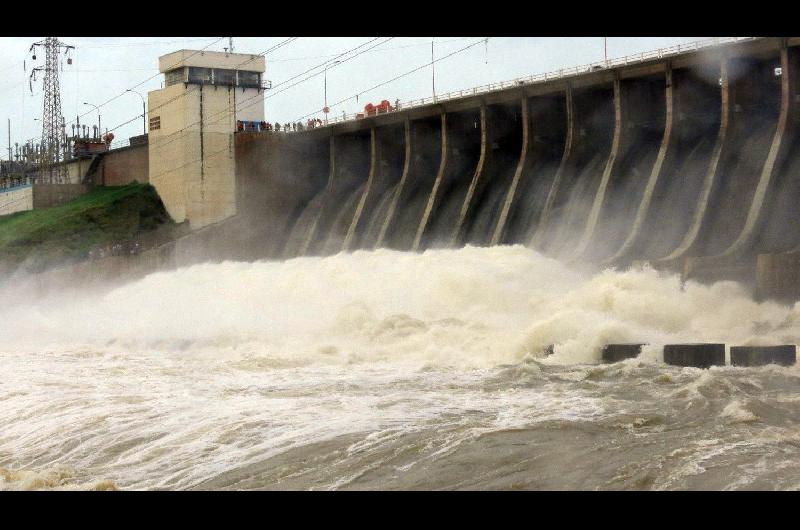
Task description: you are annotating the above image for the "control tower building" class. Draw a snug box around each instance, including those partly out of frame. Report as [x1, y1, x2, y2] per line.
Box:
[147, 49, 266, 229]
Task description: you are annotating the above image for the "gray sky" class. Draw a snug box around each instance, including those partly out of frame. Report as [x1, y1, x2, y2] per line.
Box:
[0, 37, 706, 153]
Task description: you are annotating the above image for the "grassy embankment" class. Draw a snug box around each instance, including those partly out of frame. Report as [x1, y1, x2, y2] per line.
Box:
[0, 183, 177, 273]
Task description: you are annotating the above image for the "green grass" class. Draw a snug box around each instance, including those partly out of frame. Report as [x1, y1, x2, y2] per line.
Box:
[0, 183, 176, 273]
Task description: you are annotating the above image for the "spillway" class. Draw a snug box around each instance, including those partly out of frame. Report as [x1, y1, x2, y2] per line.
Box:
[234, 37, 800, 301]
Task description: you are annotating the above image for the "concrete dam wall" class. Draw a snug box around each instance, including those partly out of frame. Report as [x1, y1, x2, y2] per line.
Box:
[235, 37, 800, 298]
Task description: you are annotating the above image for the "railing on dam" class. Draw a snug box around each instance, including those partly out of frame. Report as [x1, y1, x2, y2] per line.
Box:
[288, 36, 758, 130]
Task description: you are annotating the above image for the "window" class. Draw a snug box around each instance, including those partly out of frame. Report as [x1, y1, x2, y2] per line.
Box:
[238, 71, 260, 88]
[149, 116, 161, 131]
[165, 68, 185, 87]
[188, 67, 212, 84]
[214, 68, 236, 86]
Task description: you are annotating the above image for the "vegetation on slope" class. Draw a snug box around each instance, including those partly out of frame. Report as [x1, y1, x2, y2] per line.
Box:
[0, 183, 177, 273]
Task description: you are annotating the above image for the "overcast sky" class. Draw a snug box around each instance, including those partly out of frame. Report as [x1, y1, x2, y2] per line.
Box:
[0, 37, 707, 154]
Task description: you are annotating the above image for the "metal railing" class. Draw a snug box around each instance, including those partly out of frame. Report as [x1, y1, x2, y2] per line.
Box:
[109, 138, 130, 150]
[311, 36, 758, 129]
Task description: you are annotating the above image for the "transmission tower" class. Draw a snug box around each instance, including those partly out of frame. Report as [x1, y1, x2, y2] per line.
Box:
[28, 37, 74, 184]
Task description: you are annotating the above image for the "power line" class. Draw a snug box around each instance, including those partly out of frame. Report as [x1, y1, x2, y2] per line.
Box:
[263, 38, 383, 91]
[4, 40, 485, 211]
[77, 38, 220, 49]
[294, 37, 489, 122]
[267, 37, 476, 63]
[144, 38, 393, 155]
[121, 38, 393, 157]
[16, 38, 228, 149]
[103, 37, 303, 140]
[76, 38, 227, 121]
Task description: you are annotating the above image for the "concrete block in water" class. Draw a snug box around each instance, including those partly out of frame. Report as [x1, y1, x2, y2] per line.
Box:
[730, 345, 796, 367]
[663, 344, 725, 368]
[601, 343, 644, 363]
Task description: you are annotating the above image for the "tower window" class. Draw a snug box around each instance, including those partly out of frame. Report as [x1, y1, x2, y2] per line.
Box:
[238, 71, 260, 88]
[188, 67, 212, 84]
[165, 68, 185, 87]
[214, 69, 236, 86]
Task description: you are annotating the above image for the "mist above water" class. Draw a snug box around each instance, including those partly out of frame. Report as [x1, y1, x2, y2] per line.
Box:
[3, 245, 797, 365]
[2, 245, 800, 490]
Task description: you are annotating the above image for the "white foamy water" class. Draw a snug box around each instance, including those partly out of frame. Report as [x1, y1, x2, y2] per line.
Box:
[2, 245, 800, 490]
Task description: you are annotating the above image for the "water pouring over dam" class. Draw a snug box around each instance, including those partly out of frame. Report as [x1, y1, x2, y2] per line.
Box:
[235, 37, 800, 301]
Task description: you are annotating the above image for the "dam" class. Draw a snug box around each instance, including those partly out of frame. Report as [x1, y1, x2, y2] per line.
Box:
[232, 37, 800, 301]
[8, 37, 800, 492]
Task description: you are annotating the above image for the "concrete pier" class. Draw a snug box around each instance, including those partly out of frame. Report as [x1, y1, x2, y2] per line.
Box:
[416, 109, 481, 249]
[304, 131, 370, 255]
[663, 343, 725, 368]
[601, 343, 644, 363]
[589, 73, 668, 263]
[730, 345, 796, 367]
[344, 123, 406, 251]
[494, 92, 566, 245]
[459, 101, 524, 246]
[383, 116, 443, 250]
[534, 83, 616, 257]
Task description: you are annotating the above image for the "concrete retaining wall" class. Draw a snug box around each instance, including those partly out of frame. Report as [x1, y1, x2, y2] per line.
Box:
[31, 184, 92, 208]
[94, 145, 149, 186]
[60, 144, 149, 186]
[0, 184, 33, 216]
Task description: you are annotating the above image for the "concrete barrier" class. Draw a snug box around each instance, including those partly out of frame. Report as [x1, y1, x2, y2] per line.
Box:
[601, 343, 644, 363]
[663, 343, 725, 368]
[730, 345, 796, 366]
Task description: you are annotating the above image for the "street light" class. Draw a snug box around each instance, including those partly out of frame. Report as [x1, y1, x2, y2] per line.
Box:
[126, 89, 146, 135]
[83, 102, 100, 138]
[323, 60, 341, 125]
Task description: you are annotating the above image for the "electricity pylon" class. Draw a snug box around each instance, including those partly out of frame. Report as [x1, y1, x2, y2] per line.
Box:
[28, 37, 74, 184]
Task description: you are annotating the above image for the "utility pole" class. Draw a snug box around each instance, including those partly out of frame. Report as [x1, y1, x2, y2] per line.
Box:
[28, 37, 74, 184]
[7, 118, 11, 163]
[604, 37, 608, 65]
[323, 60, 340, 126]
[127, 89, 147, 135]
[431, 38, 436, 102]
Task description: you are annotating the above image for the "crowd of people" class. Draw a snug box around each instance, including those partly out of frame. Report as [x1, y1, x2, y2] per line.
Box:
[254, 98, 402, 134]
[261, 119, 325, 132]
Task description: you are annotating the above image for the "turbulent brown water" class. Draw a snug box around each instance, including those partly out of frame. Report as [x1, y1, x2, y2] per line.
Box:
[2, 245, 800, 490]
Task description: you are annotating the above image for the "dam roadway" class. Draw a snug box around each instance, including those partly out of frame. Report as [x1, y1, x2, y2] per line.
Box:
[234, 37, 800, 301]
